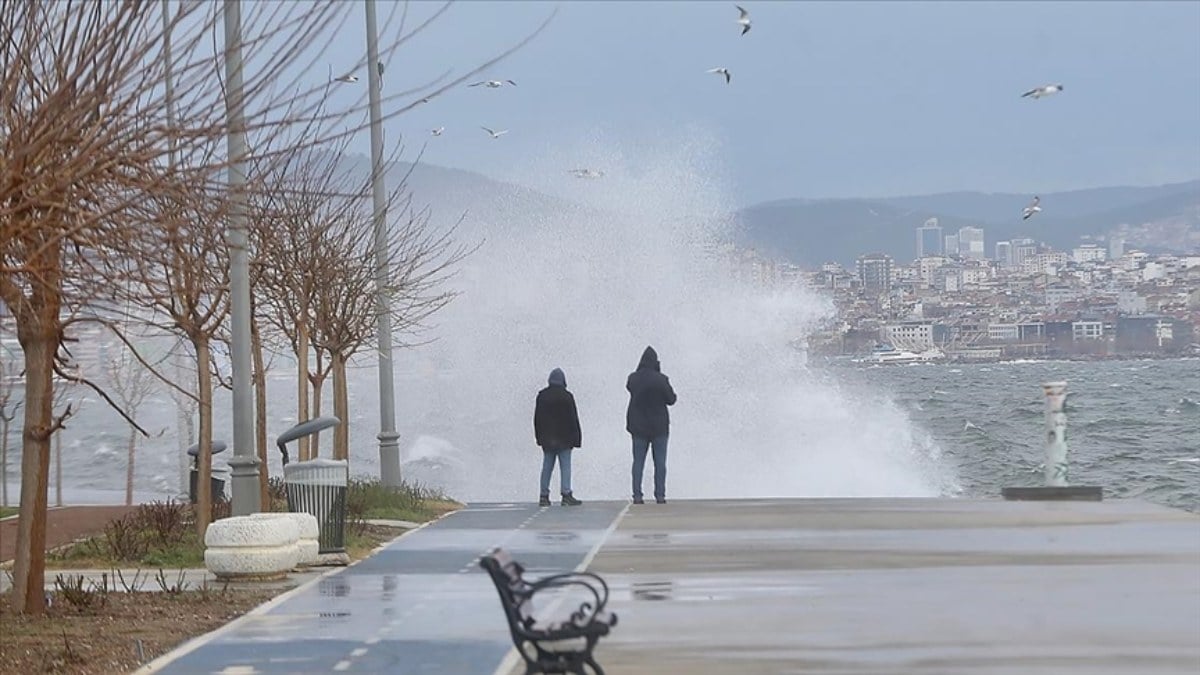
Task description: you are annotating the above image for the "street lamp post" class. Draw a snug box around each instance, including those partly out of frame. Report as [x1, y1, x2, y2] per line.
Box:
[365, 0, 402, 487]
[223, 0, 261, 515]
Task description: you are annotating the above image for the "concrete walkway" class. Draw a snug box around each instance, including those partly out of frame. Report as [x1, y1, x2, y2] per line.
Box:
[577, 498, 1200, 675]
[138, 501, 627, 674]
[141, 498, 1200, 675]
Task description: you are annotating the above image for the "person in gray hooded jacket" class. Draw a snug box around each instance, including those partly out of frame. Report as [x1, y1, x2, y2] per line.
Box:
[534, 368, 583, 506]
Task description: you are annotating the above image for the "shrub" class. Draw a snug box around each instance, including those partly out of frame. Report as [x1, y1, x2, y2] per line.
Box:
[135, 499, 190, 547]
[102, 514, 148, 562]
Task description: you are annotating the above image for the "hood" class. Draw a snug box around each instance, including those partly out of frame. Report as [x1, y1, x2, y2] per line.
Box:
[637, 346, 660, 371]
[548, 368, 567, 388]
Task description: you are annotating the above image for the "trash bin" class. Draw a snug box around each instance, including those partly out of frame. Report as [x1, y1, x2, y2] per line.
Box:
[186, 441, 228, 504]
[283, 458, 348, 554]
[276, 417, 345, 555]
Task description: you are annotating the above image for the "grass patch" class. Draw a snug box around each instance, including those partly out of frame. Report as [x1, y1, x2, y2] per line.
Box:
[346, 476, 458, 524]
[0, 506, 17, 519]
[47, 499, 216, 570]
[45, 479, 459, 570]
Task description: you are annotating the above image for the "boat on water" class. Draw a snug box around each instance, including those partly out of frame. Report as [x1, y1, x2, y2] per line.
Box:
[856, 344, 944, 365]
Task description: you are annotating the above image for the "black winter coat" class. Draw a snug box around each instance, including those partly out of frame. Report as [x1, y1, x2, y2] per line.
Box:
[534, 383, 582, 450]
[625, 346, 676, 438]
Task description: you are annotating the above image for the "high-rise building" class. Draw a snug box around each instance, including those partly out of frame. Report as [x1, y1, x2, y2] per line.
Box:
[1012, 237, 1038, 267]
[943, 234, 959, 257]
[1109, 237, 1125, 259]
[916, 218, 943, 259]
[994, 241, 1013, 266]
[958, 226, 985, 260]
[855, 252, 894, 291]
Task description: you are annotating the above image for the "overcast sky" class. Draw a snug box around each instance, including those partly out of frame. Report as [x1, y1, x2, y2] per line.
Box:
[322, 1, 1200, 206]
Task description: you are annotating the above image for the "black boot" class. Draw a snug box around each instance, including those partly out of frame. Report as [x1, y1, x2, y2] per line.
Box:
[561, 491, 582, 506]
[538, 495, 551, 507]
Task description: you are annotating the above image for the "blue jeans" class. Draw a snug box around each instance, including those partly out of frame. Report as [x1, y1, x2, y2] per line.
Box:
[631, 435, 668, 501]
[540, 448, 572, 495]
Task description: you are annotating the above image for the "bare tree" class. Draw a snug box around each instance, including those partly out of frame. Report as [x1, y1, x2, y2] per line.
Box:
[1, 0, 556, 619]
[1, 1, 364, 615]
[312, 190, 471, 462]
[104, 343, 158, 506]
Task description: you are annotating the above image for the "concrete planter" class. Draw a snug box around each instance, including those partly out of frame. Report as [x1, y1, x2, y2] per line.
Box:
[249, 512, 321, 567]
[204, 515, 300, 580]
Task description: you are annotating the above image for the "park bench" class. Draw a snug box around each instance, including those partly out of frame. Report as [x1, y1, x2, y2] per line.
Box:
[481, 548, 618, 675]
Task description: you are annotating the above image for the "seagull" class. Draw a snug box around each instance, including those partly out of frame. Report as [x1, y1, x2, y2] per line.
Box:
[469, 79, 517, 88]
[431, 127, 444, 136]
[1022, 196, 1042, 220]
[481, 126, 508, 139]
[569, 168, 605, 179]
[1021, 84, 1063, 99]
[736, 5, 751, 35]
[328, 65, 358, 83]
[707, 67, 731, 84]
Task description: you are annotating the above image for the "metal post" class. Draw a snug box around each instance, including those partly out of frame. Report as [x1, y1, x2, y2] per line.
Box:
[1042, 381, 1068, 487]
[365, 0, 401, 487]
[223, 0, 261, 514]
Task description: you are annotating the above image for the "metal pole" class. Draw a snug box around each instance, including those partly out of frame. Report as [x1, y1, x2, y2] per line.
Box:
[223, 0, 260, 514]
[365, 0, 401, 486]
[1042, 381, 1068, 487]
[162, 0, 191, 498]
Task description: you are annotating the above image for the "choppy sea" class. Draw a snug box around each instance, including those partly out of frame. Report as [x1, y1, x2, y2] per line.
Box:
[830, 358, 1200, 513]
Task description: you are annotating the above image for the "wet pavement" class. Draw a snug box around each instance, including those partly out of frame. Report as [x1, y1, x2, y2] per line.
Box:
[141, 501, 626, 674]
[143, 498, 1200, 674]
[577, 498, 1200, 675]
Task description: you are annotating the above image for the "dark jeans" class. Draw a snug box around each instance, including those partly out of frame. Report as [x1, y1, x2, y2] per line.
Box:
[631, 434, 668, 501]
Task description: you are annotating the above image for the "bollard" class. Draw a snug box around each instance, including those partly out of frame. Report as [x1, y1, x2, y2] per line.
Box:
[1001, 380, 1101, 502]
[1042, 381, 1069, 487]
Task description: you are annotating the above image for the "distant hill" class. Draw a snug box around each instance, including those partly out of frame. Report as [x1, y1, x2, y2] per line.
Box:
[323, 154, 1199, 267]
[737, 180, 1200, 266]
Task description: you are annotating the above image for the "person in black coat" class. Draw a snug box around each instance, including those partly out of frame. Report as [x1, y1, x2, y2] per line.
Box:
[534, 368, 583, 506]
[626, 346, 676, 504]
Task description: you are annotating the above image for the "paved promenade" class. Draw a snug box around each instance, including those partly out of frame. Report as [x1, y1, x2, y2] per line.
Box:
[143, 498, 1200, 675]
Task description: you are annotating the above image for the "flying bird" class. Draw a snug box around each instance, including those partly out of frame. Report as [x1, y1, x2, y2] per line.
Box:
[469, 79, 517, 88]
[431, 127, 444, 136]
[481, 126, 508, 139]
[328, 65, 358, 83]
[569, 168, 605, 179]
[1021, 84, 1063, 99]
[736, 5, 751, 35]
[1022, 196, 1042, 220]
[707, 67, 731, 84]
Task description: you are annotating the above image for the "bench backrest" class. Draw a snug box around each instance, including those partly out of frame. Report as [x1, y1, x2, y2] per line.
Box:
[481, 548, 536, 637]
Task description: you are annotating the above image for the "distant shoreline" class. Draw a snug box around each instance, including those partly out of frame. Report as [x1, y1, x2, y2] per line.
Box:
[819, 353, 1200, 367]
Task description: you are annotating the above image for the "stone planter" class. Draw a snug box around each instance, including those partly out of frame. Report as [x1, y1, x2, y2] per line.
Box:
[204, 515, 300, 580]
[249, 512, 320, 567]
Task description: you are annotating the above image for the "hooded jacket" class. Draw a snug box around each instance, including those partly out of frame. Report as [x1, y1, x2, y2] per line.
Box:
[534, 368, 582, 450]
[625, 346, 677, 438]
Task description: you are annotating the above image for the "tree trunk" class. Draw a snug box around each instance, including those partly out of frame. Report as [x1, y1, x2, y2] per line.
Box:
[12, 310, 57, 615]
[124, 424, 137, 506]
[54, 431, 62, 508]
[251, 317, 270, 511]
[297, 321, 309, 462]
[194, 336, 213, 538]
[309, 371, 325, 458]
[332, 352, 349, 461]
[1, 417, 8, 508]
